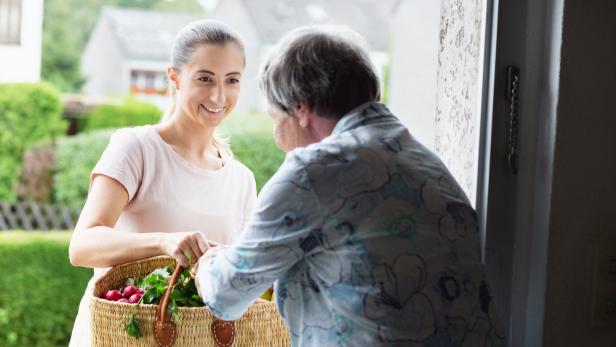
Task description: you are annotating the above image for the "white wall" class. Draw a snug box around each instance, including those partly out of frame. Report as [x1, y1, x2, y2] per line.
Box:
[0, 0, 44, 83]
[210, 0, 261, 112]
[388, 0, 441, 150]
[81, 17, 125, 96]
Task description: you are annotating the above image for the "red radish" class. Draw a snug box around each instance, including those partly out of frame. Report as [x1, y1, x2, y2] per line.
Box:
[117, 298, 129, 303]
[128, 293, 142, 304]
[122, 285, 138, 298]
[105, 289, 123, 301]
[136, 289, 145, 295]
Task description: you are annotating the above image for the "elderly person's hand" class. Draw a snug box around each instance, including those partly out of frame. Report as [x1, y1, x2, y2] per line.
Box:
[193, 245, 227, 298]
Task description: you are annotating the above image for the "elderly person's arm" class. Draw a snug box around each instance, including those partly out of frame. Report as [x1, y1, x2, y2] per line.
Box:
[195, 158, 323, 320]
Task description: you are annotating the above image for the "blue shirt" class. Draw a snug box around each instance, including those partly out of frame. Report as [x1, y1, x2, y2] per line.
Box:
[198, 102, 504, 346]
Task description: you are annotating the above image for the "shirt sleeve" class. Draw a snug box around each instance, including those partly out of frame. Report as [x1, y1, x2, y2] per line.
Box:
[197, 153, 324, 320]
[90, 128, 144, 202]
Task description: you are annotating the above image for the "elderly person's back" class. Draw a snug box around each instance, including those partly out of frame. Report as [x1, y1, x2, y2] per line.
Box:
[196, 26, 504, 347]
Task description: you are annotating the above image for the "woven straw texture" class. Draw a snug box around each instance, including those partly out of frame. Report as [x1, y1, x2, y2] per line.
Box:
[90, 256, 291, 346]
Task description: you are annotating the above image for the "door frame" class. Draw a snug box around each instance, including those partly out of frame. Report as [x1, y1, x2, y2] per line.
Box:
[475, 0, 564, 345]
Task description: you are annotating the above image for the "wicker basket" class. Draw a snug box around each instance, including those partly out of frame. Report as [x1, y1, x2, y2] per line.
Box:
[90, 256, 291, 347]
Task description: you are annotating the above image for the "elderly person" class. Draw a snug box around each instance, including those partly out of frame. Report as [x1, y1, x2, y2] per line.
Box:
[196, 26, 504, 346]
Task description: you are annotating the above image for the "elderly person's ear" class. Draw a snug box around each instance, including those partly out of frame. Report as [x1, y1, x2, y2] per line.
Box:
[295, 101, 312, 128]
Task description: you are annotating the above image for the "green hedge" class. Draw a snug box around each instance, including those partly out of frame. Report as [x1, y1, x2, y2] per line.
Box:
[53, 130, 113, 209]
[84, 97, 162, 131]
[0, 232, 92, 347]
[0, 83, 67, 201]
[229, 130, 285, 190]
[52, 117, 283, 209]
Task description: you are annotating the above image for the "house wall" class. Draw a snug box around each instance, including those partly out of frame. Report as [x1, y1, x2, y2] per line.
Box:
[543, 0, 616, 345]
[0, 0, 43, 83]
[433, 0, 485, 205]
[388, 0, 440, 151]
[122, 59, 170, 111]
[210, 0, 262, 113]
[80, 16, 125, 96]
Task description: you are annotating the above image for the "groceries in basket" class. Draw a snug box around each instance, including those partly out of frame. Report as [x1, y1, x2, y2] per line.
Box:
[90, 256, 289, 347]
[100, 263, 274, 340]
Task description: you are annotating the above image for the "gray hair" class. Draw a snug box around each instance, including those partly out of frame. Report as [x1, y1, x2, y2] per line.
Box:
[162, 20, 245, 155]
[259, 26, 380, 119]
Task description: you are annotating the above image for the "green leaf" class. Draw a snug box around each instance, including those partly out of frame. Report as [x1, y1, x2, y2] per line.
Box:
[143, 287, 159, 304]
[168, 300, 180, 324]
[124, 314, 142, 339]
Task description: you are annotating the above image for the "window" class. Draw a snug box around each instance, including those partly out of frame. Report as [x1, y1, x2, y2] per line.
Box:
[0, 0, 21, 45]
[130, 69, 167, 95]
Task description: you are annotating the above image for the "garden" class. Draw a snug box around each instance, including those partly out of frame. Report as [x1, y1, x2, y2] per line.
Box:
[0, 82, 284, 346]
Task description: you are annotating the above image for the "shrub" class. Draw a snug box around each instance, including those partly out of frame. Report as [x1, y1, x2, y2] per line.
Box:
[0, 83, 67, 200]
[0, 232, 92, 347]
[230, 130, 284, 190]
[16, 142, 55, 203]
[85, 97, 162, 131]
[53, 130, 113, 209]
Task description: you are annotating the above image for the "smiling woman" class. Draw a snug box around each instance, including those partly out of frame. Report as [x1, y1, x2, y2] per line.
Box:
[168, 44, 243, 125]
[67, 20, 258, 346]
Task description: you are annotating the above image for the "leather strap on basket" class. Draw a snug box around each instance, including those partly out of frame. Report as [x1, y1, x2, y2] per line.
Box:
[211, 319, 235, 347]
[154, 264, 183, 347]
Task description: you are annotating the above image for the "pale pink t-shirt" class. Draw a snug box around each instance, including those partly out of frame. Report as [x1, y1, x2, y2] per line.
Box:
[69, 125, 257, 346]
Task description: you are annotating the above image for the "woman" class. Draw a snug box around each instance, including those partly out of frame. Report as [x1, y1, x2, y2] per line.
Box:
[67, 20, 256, 346]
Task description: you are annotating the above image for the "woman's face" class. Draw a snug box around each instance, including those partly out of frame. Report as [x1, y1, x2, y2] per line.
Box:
[171, 42, 244, 127]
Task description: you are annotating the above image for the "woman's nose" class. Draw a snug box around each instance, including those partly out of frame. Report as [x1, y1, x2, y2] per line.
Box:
[210, 84, 226, 104]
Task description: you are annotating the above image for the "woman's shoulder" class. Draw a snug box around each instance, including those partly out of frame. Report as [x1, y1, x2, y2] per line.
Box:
[225, 156, 255, 181]
[109, 125, 144, 143]
[225, 156, 253, 177]
[107, 125, 154, 151]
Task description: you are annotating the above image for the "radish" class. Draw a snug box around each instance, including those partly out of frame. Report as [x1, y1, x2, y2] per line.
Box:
[117, 298, 129, 303]
[122, 285, 138, 298]
[128, 293, 142, 304]
[105, 289, 123, 301]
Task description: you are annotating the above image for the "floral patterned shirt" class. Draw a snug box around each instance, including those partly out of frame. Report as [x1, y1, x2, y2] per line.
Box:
[197, 102, 504, 346]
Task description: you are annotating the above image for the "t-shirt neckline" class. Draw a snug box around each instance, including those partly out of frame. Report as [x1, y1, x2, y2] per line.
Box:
[146, 124, 230, 177]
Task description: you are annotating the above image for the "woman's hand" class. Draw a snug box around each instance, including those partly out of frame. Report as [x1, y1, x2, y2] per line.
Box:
[160, 231, 212, 267]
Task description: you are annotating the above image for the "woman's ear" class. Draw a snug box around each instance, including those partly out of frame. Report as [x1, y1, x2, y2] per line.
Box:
[167, 67, 180, 89]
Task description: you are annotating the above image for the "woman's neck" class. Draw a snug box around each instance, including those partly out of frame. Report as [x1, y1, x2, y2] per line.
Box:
[156, 114, 218, 161]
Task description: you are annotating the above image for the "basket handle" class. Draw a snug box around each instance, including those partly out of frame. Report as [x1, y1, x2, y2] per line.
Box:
[154, 264, 183, 347]
[154, 263, 236, 347]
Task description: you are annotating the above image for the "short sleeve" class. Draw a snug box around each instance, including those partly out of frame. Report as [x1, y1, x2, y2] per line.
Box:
[90, 128, 144, 202]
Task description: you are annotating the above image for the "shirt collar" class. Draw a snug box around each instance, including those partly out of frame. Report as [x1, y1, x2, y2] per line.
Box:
[331, 102, 393, 136]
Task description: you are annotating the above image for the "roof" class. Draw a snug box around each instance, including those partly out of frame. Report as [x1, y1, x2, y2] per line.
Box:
[101, 7, 202, 61]
[215, 0, 393, 51]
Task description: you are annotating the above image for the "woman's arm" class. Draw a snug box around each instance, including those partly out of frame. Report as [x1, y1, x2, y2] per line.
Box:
[69, 175, 209, 268]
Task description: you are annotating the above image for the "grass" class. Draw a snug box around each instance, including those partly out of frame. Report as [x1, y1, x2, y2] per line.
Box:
[0, 231, 92, 347]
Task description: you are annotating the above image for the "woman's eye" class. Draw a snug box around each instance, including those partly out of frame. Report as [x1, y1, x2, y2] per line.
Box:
[198, 76, 212, 82]
[228, 78, 240, 84]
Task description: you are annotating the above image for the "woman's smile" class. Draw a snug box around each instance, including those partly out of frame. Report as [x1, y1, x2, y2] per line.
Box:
[200, 104, 225, 114]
